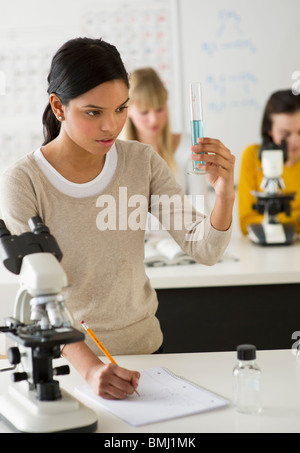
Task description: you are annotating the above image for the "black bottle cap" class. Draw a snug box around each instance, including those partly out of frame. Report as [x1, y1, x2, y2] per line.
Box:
[237, 344, 256, 360]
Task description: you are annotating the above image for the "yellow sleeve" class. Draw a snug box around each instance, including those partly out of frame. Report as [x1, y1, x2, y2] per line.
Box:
[238, 144, 264, 235]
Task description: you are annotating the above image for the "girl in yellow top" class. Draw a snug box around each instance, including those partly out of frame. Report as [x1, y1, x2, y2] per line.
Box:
[238, 90, 300, 235]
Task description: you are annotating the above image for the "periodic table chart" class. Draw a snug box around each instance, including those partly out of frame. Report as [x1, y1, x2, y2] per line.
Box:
[0, 0, 181, 174]
[80, 0, 182, 130]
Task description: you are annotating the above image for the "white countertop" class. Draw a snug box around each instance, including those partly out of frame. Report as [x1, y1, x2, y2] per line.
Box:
[1, 236, 300, 296]
[1, 349, 300, 433]
[145, 235, 300, 289]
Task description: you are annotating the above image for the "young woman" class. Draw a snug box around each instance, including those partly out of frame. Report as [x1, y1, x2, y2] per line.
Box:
[124, 67, 177, 170]
[238, 90, 300, 235]
[0, 38, 235, 399]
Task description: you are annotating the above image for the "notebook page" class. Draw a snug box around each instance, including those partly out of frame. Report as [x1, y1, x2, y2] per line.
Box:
[75, 367, 229, 426]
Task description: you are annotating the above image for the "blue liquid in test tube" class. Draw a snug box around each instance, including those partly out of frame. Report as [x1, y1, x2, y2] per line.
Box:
[191, 120, 205, 164]
[191, 120, 204, 145]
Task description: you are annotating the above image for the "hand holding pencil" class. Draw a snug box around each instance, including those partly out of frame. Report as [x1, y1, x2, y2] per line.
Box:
[81, 321, 139, 399]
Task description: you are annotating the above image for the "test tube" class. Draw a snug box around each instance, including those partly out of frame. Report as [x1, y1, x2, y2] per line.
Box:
[188, 82, 206, 175]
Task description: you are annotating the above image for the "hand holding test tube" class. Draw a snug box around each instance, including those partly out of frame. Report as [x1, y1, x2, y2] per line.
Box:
[188, 82, 207, 175]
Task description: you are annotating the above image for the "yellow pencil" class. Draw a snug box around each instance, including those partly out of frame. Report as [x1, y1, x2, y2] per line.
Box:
[81, 321, 140, 396]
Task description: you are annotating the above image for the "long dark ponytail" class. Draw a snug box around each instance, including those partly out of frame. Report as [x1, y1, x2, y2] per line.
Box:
[42, 37, 129, 145]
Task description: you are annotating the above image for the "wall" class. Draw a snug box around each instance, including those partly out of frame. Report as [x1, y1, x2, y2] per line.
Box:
[178, 0, 300, 179]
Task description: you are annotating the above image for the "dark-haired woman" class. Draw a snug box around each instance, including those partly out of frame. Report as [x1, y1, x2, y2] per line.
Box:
[238, 89, 300, 235]
[0, 38, 235, 399]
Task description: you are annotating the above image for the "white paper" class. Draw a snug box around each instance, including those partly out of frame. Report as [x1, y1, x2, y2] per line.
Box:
[75, 367, 229, 426]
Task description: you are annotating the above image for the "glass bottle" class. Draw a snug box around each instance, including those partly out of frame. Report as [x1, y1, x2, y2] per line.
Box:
[232, 344, 262, 414]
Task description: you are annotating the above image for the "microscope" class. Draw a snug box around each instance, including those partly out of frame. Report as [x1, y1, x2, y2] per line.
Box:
[247, 140, 296, 245]
[0, 217, 97, 433]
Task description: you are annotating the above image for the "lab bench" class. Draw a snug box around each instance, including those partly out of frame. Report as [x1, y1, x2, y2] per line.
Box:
[146, 235, 300, 353]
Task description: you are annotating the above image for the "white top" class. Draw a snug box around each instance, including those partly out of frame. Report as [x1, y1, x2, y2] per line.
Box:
[33, 144, 118, 198]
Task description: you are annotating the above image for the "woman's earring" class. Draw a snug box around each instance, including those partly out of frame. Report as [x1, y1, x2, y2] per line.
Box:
[58, 116, 63, 121]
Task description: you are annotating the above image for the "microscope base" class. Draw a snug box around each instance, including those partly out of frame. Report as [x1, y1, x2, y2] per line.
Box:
[248, 222, 296, 245]
[0, 382, 98, 433]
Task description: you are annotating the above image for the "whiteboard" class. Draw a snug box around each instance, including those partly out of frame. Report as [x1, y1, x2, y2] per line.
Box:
[0, 0, 181, 174]
[178, 0, 300, 180]
[0, 0, 299, 183]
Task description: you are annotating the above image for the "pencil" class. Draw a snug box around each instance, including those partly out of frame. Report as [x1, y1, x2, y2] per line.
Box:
[81, 321, 140, 396]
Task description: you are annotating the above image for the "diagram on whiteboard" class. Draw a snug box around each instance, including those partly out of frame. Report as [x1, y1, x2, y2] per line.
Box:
[201, 9, 260, 114]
